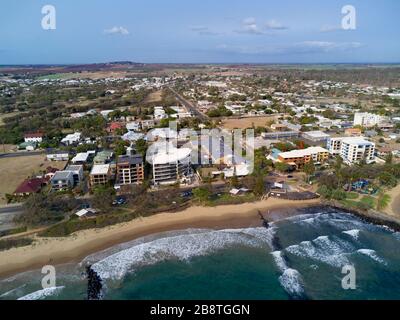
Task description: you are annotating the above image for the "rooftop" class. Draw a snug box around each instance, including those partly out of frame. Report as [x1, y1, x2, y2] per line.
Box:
[279, 147, 329, 159]
[91, 164, 111, 175]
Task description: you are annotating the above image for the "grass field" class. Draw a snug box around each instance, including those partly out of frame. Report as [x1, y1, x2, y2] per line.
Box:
[0, 155, 67, 204]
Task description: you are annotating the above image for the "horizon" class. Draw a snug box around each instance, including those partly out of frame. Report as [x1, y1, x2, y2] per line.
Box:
[1, 0, 399, 65]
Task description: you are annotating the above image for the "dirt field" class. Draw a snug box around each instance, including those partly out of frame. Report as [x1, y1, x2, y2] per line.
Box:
[220, 116, 277, 130]
[0, 154, 67, 204]
[144, 90, 163, 103]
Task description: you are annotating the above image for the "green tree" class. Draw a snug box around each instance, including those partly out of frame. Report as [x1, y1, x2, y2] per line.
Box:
[193, 187, 211, 204]
[275, 162, 290, 173]
[92, 185, 115, 212]
[303, 161, 316, 183]
[253, 175, 265, 196]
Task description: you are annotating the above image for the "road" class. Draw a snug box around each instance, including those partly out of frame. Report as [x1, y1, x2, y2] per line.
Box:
[167, 86, 209, 122]
[0, 204, 24, 232]
[0, 151, 45, 159]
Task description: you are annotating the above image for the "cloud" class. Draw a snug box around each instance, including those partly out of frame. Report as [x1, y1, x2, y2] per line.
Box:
[235, 17, 264, 35]
[189, 26, 221, 36]
[235, 17, 288, 35]
[265, 20, 288, 30]
[104, 26, 130, 35]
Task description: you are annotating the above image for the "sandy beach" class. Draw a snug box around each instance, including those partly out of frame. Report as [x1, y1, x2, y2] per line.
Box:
[0, 198, 321, 279]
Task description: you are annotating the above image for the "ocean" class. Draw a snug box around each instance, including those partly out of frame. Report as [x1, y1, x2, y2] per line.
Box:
[1, 207, 400, 300]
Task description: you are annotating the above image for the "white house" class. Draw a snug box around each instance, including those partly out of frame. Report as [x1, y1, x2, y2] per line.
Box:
[24, 132, 43, 143]
[61, 132, 82, 145]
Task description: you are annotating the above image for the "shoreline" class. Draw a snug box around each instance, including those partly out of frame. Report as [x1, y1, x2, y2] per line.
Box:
[0, 198, 321, 280]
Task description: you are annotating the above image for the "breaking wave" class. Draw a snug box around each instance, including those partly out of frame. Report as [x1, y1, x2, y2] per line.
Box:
[17, 286, 65, 300]
[89, 228, 274, 281]
[271, 251, 305, 298]
[285, 235, 354, 268]
[357, 249, 387, 265]
[342, 229, 361, 240]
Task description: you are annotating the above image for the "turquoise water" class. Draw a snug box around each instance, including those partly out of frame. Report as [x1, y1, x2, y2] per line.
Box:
[1, 207, 400, 300]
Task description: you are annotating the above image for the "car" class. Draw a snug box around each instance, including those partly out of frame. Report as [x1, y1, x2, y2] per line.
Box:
[180, 191, 193, 198]
[113, 196, 127, 206]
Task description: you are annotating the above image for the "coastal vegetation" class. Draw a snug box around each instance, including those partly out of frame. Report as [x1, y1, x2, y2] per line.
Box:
[317, 162, 400, 212]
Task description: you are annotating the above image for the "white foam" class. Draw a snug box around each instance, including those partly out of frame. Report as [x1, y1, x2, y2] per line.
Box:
[271, 251, 287, 271]
[285, 235, 353, 268]
[279, 269, 304, 297]
[91, 228, 272, 280]
[271, 251, 305, 297]
[17, 286, 65, 300]
[342, 229, 361, 240]
[357, 249, 387, 265]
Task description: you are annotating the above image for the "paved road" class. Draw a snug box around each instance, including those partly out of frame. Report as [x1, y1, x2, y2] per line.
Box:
[167, 86, 209, 122]
[0, 204, 24, 232]
[0, 204, 24, 215]
[0, 151, 45, 159]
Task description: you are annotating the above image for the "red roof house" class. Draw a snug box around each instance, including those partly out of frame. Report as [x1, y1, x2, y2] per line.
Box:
[13, 178, 46, 196]
[106, 122, 124, 134]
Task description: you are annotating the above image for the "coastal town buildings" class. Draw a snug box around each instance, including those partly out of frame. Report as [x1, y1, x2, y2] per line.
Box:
[90, 164, 112, 187]
[353, 112, 388, 127]
[150, 143, 192, 186]
[327, 137, 376, 165]
[116, 154, 145, 186]
[276, 147, 330, 168]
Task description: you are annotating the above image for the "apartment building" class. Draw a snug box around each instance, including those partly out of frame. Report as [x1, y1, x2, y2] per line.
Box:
[116, 154, 144, 186]
[277, 147, 330, 168]
[90, 164, 111, 187]
[327, 137, 375, 165]
[353, 112, 388, 127]
[150, 143, 192, 186]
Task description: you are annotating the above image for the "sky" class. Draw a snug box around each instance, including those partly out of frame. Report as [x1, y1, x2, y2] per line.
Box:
[0, 0, 399, 64]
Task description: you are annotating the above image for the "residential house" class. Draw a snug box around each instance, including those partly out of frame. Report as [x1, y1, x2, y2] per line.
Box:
[61, 132, 81, 146]
[65, 165, 84, 186]
[50, 171, 75, 191]
[14, 178, 46, 196]
[24, 132, 43, 143]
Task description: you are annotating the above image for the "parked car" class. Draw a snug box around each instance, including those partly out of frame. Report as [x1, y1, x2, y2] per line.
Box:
[113, 196, 127, 206]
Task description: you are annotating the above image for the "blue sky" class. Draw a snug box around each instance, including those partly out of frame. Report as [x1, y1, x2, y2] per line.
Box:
[0, 0, 399, 64]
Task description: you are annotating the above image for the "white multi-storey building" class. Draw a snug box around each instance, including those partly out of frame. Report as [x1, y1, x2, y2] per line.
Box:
[148, 142, 192, 186]
[353, 112, 388, 127]
[327, 137, 375, 165]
